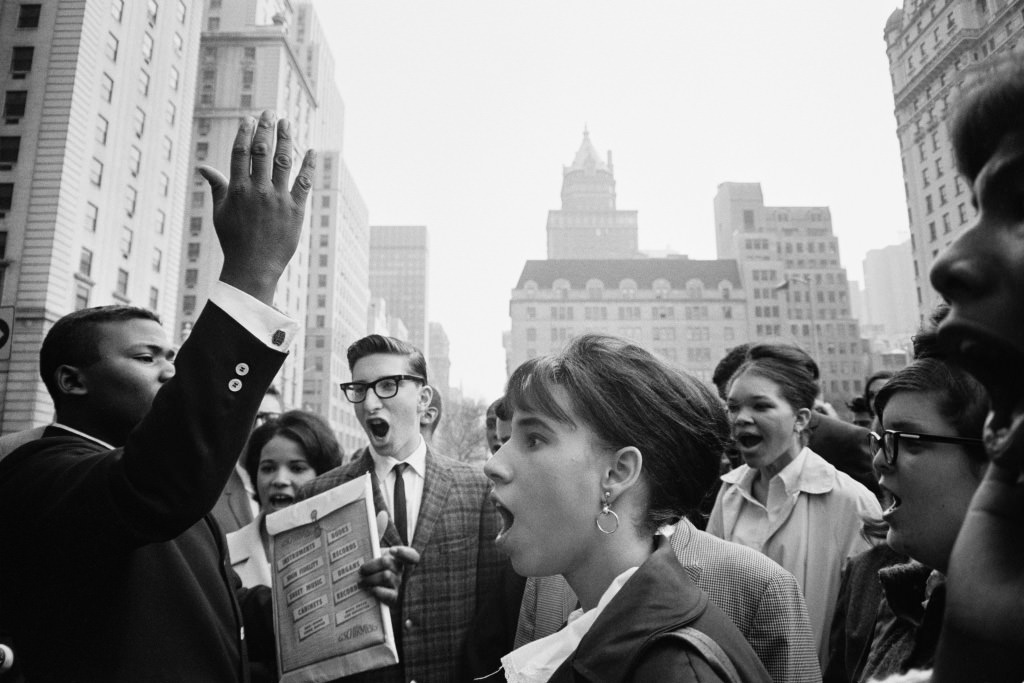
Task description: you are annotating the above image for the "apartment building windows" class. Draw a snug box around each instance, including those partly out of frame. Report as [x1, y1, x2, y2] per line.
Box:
[79, 248, 93, 277]
[0, 137, 20, 166]
[182, 295, 196, 315]
[196, 142, 208, 161]
[189, 217, 202, 235]
[208, 17, 220, 31]
[152, 247, 162, 273]
[176, 0, 186, 23]
[184, 269, 198, 288]
[165, 101, 176, 125]
[161, 136, 172, 161]
[133, 107, 145, 137]
[169, 67, 179, 91]
[17, 5, 42, 28]
[141, 33, 154, 63]
[84, 202, 98, 231]
[0, 184, 12, 214]
[158, 172, 169, 197]
[124, 186, 137, 217]
[138, 69, 150, 96]
[100, 74, 114, 103]
[89, 157, 104, 186]
[111, 0, 124, 21]
[105, 32, 119, 62]
[149, 287, 159, 310]
[155, 210, 165, 235]
[10, 47, 33, 77]
[119, 227, 133, 257]
[75, 284, 90, 310]
[128, 146, 141, 177]
[3, 91, 27, 120]
[115, 268, 129, 297]
[187, 243, 200, 261]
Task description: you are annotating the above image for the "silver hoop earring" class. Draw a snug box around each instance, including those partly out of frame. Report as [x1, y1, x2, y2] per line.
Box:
[596, 490, 619, 535]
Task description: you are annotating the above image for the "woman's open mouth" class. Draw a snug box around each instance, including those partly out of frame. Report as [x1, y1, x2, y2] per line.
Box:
[735, 433, 763, 450]
[491, 494, 515, 544]
[267, 493, 295, 510]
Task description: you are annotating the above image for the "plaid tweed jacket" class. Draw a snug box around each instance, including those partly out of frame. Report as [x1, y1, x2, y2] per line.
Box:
[299, 446, 502, 683]
[515, 519, 822, 683]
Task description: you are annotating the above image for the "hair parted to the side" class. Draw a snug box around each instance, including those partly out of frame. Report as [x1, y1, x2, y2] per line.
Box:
[346, 334, 428, 383]
[950, 54, 1024, 184]
[504, 333, 729, 534]
[39, 305, 161, 406]
[728, 342, 819, 413]
[874, 359, 989, 467]
[244, 409, 345, 495]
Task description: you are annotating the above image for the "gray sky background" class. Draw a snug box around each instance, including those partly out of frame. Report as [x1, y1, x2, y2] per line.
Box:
[312, 1, 907, 401]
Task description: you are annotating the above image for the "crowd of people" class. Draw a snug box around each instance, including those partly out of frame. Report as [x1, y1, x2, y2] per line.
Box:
[1, 57, 1024, 683]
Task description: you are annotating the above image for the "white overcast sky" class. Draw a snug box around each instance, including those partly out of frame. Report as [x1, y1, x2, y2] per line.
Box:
[311, 1, 908, 401]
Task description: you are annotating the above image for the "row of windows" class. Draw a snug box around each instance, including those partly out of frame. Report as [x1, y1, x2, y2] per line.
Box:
[524, 304, 737, 322]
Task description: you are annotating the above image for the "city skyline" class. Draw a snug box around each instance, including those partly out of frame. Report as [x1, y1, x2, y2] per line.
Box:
[313, 0, 910, 401]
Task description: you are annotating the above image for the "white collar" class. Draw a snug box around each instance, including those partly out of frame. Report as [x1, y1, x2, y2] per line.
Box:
[369, 435, 427, 479]
[51, 423, 115, 451]
[500, 566, 639, 683]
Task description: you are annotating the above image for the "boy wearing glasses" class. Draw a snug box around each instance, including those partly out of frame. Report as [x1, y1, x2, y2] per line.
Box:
[299, 334, 504, 683]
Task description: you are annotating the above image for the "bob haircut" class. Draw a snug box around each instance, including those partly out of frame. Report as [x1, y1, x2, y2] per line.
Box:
[874, 358, 989, 466]
[244, 410, 345, 496]
[346, 334, 428, 383]
[504, 333, 729, 534]
[950, 55, 1024, 184]
[728, 342, 819, 413]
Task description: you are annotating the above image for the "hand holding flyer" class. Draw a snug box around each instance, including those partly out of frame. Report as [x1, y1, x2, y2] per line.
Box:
[265, 473, 399, 682]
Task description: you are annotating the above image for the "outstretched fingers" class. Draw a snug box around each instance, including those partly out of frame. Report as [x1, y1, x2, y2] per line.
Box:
[291, 149, 316, 207]
[248, 110, 277, 187]
[270, 119, 294, 190]
[228, 116, 256, 186]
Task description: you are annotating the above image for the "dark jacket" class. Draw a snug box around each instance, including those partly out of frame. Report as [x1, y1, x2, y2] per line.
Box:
[549, 539, 771, 683]
[806, 412, 880, 496]
[0, 304, 283, 682]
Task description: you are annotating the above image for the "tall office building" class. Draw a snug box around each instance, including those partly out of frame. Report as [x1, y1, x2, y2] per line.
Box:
[177, 0, 346, 411]
[428, 321, 451, 401]
[369, 225, 429, 356]
[506, 259, 748, 384]
[0, 0, 202, 431]
[714, 182, 864, 407]
[862, 240, 918, 349]
[546, 130, 638, 260]
[303, 150, 369, 455]
[884, 0, 1024, 315]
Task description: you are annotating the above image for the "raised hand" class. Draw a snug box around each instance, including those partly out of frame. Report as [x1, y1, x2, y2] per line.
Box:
[198, 111, 316, 305]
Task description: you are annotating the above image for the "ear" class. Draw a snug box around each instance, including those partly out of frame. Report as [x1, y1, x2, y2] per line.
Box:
[55, 364, 88, 398]
[601, 446, 644, 503]
[419, 407, 437, 426]
[794, 407, 812, 434]
[416, 383, 433, 416]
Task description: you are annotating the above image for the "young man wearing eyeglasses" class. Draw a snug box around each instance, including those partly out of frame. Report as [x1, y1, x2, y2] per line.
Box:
[298, 334, 505, 683]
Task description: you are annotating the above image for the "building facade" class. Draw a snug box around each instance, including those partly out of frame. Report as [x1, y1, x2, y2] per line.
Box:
[862, 240, 918, 351]
[0, 0, 202, 431]
[176, 0, 346, 412]
[369, 225, 429, 356]
[428, 321, 451, 401]
[546, 130, 638, 260]
[714, 182, 864, 407]
[303, 150, 369, 455]
[884, 0, 1024, 315]
[506, 258, 748, 385]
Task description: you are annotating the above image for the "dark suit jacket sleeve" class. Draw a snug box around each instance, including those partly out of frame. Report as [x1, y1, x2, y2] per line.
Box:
[2, 303, 287, 554]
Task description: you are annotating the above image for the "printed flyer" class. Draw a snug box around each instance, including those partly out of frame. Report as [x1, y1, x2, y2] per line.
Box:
[266, 473, 398, 682]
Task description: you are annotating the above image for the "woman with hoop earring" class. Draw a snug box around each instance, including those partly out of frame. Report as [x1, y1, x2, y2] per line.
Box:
[484, 334, 770, 683]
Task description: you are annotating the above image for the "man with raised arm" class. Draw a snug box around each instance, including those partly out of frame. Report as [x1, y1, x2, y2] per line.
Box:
[0, 113, 404, 682]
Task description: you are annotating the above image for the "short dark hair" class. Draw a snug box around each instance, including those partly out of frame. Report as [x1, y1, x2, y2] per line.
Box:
[244, 410, 345, 489]
[39, 306, 161, 406]
[493, 396, 511, 422]
[729, 343, 819, 413]
[874, 358, 989, 466]
[504, 333, 729, 534]
[346, 334, 427, 383]
[712, 344, 751, 400]
[950, 56, 1024, 184]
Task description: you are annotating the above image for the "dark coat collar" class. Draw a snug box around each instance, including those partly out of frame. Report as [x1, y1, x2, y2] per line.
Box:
[558, 536, 708, 682]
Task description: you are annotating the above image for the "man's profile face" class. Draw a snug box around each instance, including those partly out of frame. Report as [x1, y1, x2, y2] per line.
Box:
[351, 353, 428, 461]
[931, 133, 1024, 462]
[77, 318, 176, 435]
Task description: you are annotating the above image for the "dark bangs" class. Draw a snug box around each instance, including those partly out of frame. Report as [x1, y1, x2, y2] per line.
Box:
[504, 355, 579, 430]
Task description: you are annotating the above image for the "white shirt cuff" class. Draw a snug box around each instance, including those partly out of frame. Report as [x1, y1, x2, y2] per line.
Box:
[209, 281, 299, 352]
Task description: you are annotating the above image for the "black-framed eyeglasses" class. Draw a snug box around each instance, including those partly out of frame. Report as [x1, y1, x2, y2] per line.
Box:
[869, 429, 983, 467]
[339, 375, 424, 403]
